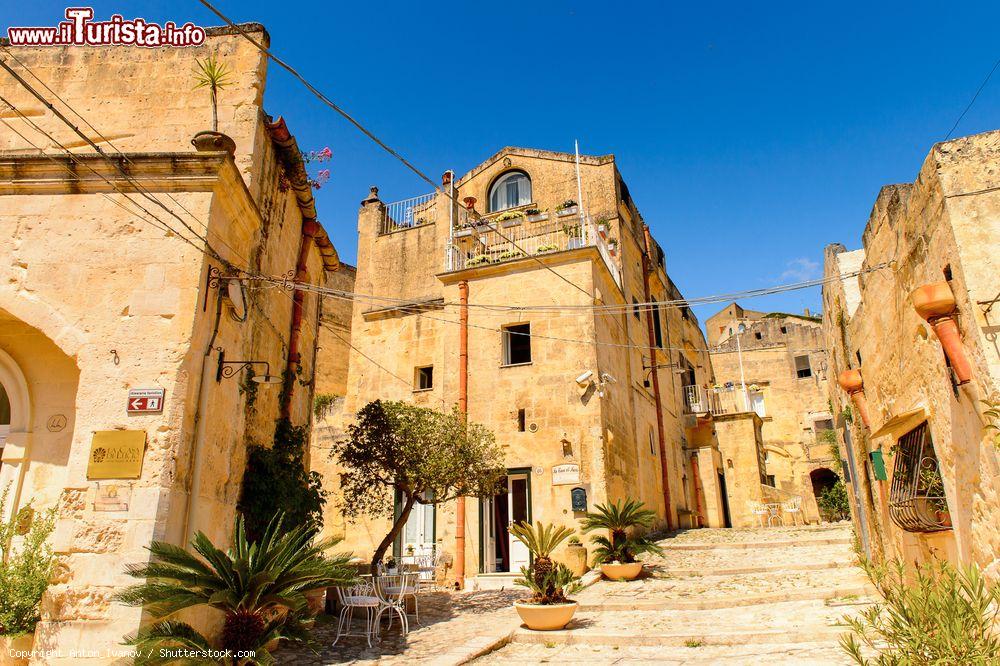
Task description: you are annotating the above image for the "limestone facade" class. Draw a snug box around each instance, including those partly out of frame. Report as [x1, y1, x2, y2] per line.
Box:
[822, 130, 1000, 574]
[0, 25, 347, 660]
[321, 147, 726, 585]
[705, 306, 837, 524]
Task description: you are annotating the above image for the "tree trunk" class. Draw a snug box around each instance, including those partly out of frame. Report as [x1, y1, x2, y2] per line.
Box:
[370, 492, 418, 573]
[211, 87, 219, 132]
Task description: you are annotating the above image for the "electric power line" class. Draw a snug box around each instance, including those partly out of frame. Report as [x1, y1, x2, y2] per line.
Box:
[945, 55, 1000, 141]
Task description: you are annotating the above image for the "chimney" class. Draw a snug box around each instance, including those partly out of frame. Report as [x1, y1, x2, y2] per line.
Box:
[804, 307, 811, 317]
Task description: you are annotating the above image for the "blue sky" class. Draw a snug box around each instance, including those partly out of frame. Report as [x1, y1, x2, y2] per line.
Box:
[9, 2, 1000, 324]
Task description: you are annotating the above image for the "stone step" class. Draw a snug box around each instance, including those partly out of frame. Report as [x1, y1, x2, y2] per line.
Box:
[655, 559, 856, 576]
[512, 626, 848, 648]
[579, 585, 875, 611]
[658, 537, 852, 551]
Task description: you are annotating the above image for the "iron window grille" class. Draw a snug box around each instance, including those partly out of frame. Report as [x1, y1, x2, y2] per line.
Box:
[888, 422, 951, 533]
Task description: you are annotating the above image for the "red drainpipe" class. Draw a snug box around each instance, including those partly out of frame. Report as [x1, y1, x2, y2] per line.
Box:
[281, 218, 319, 419]
[642, 225, 673, 529]
[690, 452, 704, 527]
[455, 279, 469, 588]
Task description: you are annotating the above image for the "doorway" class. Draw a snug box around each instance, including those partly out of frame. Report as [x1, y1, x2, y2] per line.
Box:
[480, 470, 531, 573]
[395, 491, 435, 560]
[718, 472, 733, 528]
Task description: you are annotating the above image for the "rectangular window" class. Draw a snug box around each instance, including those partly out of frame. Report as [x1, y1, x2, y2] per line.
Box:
[888, 422, 950, 533]
[502, 323, 532, 366]
[649, 429, 656, 455]
[632, 297, 640, 320]
[415, 365, 433, 390]
[517, 408, 526, 432]
[794, 355, 812, 378]
[652, 303, 663, 348]
[765, 474, 776, 487]
[814, 418, 834, 432]
[780, 326, 787, 335]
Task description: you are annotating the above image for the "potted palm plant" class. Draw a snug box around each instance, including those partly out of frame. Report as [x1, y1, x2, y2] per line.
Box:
[191, 55, 236, 155]
[115, 513, 356, 661]
[509, 522, 582, 630]
[581, 498, 663, 581]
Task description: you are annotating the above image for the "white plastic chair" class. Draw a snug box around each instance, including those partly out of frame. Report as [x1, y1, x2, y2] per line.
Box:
[782, 496, 803, 525]
[748, 501, 768, 527]
[331, 579, 381, 647]
[375, 572, 418, 635]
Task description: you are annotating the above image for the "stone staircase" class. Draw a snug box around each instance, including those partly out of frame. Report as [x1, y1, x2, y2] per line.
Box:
[474, 524, 873, 664]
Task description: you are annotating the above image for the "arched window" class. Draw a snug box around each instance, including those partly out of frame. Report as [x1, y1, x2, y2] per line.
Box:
[488, 171, 531, 212]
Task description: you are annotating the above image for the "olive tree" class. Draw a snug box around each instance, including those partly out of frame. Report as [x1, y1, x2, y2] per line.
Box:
[334, 400, 505, 572]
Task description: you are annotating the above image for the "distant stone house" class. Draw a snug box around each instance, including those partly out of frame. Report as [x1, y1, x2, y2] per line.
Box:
[822, 130, 1000, 574]
[321, 147, 727, 588]
[0, 24, 348, 659]
[702, 305, 837, 525]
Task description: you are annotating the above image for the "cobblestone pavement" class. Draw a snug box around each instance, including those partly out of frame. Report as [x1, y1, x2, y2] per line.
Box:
[473, 524, 869, 665]
[277, 524, 869, 664]
[275, 589, 525, 665]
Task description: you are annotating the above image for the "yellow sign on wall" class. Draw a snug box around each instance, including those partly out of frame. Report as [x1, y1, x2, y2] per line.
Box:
[87, 431, 146, 479]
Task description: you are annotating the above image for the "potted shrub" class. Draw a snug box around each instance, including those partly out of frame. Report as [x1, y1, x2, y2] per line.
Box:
[607, 237, 619, 256]
[562, 222, 585, 250]
[496, 210, 525, 228]
[555, 200, 579, 216]
[465, 254, 490, 267]
[0, 491, 56, 663]
[581, 498, 663, 581]
[497, 249, 525, 262]
[525, 208, 549, 223]
[537, 244, 559, 254]
[191, 55, 236, 155]
[509, 522, 582, 630]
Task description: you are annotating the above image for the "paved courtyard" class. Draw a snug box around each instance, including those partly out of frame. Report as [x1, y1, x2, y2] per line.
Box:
[277, 523, 871, 665]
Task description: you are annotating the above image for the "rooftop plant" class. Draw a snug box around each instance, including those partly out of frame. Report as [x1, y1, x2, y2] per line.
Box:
[193, 55, 232, 133]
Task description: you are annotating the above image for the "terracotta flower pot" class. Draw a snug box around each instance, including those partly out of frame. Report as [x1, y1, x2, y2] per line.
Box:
[514, 601, 578, 630]
[911, 281, 957, 321]
[600, 561, 643, 580]
[837, 368, 871, 428]
[911, 282, 972, 384]
[191, 130, 236, 155]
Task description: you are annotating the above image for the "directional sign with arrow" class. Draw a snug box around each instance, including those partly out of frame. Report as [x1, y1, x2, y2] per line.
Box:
[126, 388, 165, 414]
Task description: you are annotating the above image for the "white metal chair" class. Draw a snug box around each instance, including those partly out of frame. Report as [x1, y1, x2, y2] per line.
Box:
[375, 572, 418, 635]
[782, 496, 803, 525]
[765, 502, 782, 527]
[331, 579, 381, 648]
[748, 501, 768, 527]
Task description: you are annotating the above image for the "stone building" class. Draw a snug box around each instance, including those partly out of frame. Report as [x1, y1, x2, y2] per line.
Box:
[0, 24, 348, 659]
[322, 147, 727, 587]
[700, 305, 837, 525]
[822, 130, 1000, 573]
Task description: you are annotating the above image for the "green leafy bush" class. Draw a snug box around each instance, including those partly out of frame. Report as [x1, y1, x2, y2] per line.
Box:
[238, 418, 325, 542]
[0, 487, 56, 636]
[840, 558, 1000, 664]
[818, 479, 851, 521]
[313, 393, 340, 420]
[116, 514, 355, 664]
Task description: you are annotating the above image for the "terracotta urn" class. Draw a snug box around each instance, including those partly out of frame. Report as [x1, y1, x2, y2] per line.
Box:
[514, 601, 579, 630]
[463, 196, 477, 210]
[600, 561, 644, 581]
[837, 368, 872, 429]
[191, 130, 236, 155]
[563, 543, 589, 577]
[911, 281, 972, 384]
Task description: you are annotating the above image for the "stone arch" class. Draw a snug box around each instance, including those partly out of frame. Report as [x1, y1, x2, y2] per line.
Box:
[0, 346, 31, 435]
[0, 287, 88, 359]
[810, 467, 841, 521]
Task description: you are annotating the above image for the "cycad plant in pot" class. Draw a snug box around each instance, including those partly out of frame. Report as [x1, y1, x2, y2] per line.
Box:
[191, 55, 236, 155]
[509, 522, 582, 631]
[115, 513, 356, 664]
[581, 498, 663, 581]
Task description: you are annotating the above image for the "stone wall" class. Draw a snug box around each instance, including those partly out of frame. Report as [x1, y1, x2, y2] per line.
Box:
[822, 130, 1000, 575]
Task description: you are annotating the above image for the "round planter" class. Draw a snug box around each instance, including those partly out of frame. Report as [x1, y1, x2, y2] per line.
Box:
[514, 601, 578, 631]
[600, 561, 643, 581]
[911, 281, 956, 321]
[191, 130, 237, 155]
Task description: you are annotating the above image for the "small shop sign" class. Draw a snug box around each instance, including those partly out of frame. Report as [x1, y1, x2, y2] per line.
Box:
[87, 430, 146, 479]
[127, 388, 165, 413]
[552, 463, 580, 486]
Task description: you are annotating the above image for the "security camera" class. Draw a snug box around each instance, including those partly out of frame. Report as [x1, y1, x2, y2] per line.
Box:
[600, 372, 617, 384]
[575, 370, 594, 387]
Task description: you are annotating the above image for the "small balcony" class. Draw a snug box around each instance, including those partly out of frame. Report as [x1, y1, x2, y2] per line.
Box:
[684, 384, 765, 417]
[445, 207, 622, 289]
